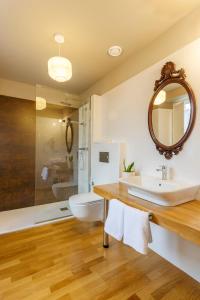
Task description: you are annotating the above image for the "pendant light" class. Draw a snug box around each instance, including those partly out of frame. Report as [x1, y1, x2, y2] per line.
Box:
[48, 34, 72, 82]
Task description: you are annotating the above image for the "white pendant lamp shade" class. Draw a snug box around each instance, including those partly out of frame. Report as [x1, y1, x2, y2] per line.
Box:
[48, 56, 72, 82]
[154, 90, 166, 105]
[36, 97, 46, 110]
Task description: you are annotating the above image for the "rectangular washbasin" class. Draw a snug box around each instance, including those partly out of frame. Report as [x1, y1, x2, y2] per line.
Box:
[119, 176, 199, 206]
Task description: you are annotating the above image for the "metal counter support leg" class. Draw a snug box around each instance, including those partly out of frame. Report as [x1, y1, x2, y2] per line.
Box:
[103, 199, 109, 248]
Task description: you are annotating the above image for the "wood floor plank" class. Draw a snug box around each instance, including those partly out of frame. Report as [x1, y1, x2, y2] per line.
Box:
[0, 219, 200, 300]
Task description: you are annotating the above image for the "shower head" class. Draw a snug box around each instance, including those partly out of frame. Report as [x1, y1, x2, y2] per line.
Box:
[60, 101, 72, 107]
[58, 119, 66, 123]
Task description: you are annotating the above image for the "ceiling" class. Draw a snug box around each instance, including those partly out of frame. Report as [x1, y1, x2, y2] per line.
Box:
[0, 0, 199, 95]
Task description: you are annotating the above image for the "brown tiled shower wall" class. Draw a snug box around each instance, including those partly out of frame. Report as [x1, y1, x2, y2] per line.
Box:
[0, 95, 36, 211]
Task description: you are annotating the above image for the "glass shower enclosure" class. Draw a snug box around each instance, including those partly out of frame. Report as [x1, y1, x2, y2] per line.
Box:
[35, 85, 80, 222]
[78, 102, 91, 193]
[0, 82, 91, 233]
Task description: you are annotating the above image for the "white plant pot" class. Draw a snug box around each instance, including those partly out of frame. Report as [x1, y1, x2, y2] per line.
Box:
[122, 171, 135, 179]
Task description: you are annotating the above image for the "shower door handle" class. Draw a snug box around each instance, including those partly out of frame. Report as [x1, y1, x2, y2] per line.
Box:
[79, 150, 85, 170]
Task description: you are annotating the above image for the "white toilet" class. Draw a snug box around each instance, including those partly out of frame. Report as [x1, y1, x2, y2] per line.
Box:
[69, 192, 104, 221]
[69, 142, 123, 222]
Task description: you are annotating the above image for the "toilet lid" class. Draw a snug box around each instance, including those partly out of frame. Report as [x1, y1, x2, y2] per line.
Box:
[69, 192, 103, 205]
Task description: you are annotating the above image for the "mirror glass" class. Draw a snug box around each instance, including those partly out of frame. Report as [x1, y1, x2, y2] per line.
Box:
[66, 119, 73, 153]
[152, 83, 191, 146]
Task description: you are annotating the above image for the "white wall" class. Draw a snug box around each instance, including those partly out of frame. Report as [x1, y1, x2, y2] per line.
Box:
[0, 78, 81, 107]
[0, 78, 35, 100]
[91, 95, 105, 143]
[100, 37, 200, 282]
[91, 142, 125, 187]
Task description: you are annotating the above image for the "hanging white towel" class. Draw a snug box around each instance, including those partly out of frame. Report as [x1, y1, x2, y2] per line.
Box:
[104, 199, 124, 241]
[123, 205, 152, 254]
[41, 167, 48, 180]
[79, 150, 85, 170]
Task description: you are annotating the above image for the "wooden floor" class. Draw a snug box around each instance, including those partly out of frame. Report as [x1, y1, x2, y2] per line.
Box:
[0, 219, 200, 300]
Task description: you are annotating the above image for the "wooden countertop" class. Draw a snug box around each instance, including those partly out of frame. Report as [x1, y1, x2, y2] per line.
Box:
[94, 183, 200, 246]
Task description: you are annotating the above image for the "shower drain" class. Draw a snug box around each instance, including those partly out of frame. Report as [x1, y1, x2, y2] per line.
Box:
[60, 207, 68, 211]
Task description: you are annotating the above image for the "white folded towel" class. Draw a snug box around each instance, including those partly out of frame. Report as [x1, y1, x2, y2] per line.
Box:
[104, 199, 124, 241]
[41, 167, 48, 180]
[123, 205, 152, 254]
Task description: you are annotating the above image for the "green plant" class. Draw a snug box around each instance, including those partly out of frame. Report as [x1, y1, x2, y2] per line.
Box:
[123, 160, 134, 172]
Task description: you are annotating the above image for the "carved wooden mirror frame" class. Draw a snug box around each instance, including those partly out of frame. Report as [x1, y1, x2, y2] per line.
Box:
[148, 62, 196, 159]
[65, 118, 73, 154]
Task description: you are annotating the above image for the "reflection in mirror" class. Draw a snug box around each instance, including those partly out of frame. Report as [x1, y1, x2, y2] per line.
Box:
[152, 83, 191, 146]
[66, 118, 73, 153]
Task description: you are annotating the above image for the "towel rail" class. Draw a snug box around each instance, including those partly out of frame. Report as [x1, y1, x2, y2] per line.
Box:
[103, 199, 109, 248]
[103, 199, 153, 248]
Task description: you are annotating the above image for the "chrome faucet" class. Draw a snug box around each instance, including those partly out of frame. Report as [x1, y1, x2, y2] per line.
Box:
[156, 165, 167, 180]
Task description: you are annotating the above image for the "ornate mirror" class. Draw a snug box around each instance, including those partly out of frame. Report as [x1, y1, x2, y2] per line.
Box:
[66, 118, 73, 154]
[148, 62, 196, 159]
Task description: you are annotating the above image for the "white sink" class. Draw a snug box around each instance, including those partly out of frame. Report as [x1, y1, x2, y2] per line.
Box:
[119, 176, 199, 206]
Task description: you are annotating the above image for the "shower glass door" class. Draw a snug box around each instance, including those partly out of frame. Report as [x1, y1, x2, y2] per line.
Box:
[78, 102, 91, 193]
[35, 85, 79, 223]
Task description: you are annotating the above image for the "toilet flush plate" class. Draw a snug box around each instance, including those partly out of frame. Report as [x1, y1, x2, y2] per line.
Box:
[99, 152, 109, 163]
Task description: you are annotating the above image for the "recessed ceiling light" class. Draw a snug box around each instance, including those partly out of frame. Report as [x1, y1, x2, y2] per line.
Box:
[107, 45, 123, 57]
[54, 33, 65, 44]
